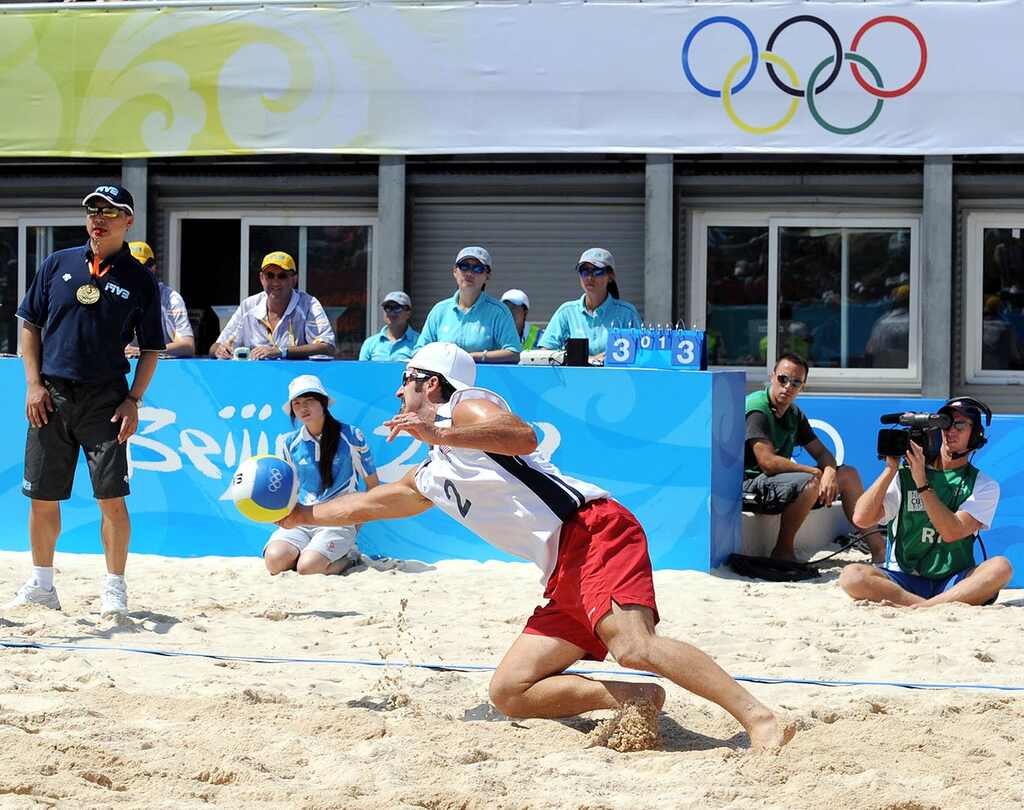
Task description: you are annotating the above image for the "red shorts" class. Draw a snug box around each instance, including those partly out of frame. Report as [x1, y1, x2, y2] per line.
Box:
[523, 499, 659, 661]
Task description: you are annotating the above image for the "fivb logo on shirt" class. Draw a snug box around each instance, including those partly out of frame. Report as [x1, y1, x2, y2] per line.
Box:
[105, 281, 130, 300]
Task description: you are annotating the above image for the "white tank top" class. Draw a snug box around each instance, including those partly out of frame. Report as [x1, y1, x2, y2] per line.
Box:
[414, 387, 609, 583]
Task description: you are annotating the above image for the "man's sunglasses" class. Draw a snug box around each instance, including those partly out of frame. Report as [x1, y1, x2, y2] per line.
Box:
[401, 370, 433, 386]
[383, 303, 410, 314]
[261, 270, 294, 280]
[85, 206, 124, 219]
[948, 419, 972, 432]
[455, 260, 489, 274]
[776, 373, 804, 390]
[577, 264, 610, 278]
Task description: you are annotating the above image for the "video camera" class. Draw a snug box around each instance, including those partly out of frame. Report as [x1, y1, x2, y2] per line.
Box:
[876, 411, 951, 459]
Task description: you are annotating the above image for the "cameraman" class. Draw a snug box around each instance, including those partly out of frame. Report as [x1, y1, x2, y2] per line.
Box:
[744, 354, 869, 561]
[840, 398, 1013, 607]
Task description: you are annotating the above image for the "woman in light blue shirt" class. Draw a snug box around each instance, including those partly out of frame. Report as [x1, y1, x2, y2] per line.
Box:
[539, 248, 642, 363]
[359, 291, 420, 362]
[414, 246, 521, 364]
[264, 375, 379, 577]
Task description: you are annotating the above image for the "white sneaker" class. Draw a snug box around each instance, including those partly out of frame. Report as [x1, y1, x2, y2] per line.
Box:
[100, 580, 128, 617]
[4, 581, 61, 611]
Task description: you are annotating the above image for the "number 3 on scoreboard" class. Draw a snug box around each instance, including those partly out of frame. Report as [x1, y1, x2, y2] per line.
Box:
[672, 337, 697, 368]
[605, 335, 636, 366]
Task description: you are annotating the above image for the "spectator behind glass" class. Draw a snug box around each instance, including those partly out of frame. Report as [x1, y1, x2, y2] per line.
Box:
[209, 251, 335, 360]
[538, 248, 641, 364]
[982, 294, 1024, 370]
[125, 242, 194, 358]
[865, 283, 911, 369]
[500, 288, 542, 351]
[359, 291, 420, 362]
[414, 246, 521, 364]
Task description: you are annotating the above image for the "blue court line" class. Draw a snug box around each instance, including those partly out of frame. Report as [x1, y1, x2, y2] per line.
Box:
[3, 639, 1024, 693]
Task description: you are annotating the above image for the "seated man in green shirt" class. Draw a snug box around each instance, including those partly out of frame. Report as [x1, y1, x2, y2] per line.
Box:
[840, 397, 1013, 607]
[744, 354, 868, 561]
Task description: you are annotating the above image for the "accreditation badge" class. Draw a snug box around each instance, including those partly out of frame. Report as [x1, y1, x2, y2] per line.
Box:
[76, 282, 101, 305]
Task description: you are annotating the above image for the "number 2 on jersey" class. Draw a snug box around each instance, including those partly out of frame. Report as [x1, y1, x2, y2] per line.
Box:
[443, 479, 472, 518]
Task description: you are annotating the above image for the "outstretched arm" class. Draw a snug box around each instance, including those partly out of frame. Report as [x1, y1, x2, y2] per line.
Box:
[383, 398, 537, 456]
[276, 467, 432, 529]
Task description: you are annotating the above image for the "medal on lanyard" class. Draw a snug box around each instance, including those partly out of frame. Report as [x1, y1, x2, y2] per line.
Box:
[76, 255, 107, 305]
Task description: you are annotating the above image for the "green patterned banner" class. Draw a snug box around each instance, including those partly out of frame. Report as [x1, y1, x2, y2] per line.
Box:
[0, 3, 1020, 156]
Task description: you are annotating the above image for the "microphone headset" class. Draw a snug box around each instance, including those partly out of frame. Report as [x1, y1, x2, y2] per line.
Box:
[938, 396, 992, 456]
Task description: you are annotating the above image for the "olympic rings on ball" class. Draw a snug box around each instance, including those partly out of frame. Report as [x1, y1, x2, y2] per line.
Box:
[680, 14, 927, 135]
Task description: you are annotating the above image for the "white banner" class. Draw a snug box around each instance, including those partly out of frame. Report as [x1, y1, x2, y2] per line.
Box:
[2, 1, 1020, 156]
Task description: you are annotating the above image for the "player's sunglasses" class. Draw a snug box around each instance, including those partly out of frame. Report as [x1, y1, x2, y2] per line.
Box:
[85, 206, 124, 219]
[455, 260, 489, 274]
[261, 270, 294, 280]
[776, 373, 804, 390]
[401, 370, 433, 386]
[382, 303, 409, 314]
[577, 264, 610, 278]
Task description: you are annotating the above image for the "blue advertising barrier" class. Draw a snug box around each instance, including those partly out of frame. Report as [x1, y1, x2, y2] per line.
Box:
[0, 360, 744, 573]
[790, 394, 1024, 587]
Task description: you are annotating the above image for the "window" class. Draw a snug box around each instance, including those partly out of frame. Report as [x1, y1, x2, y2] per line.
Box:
[964, 213, 1024, 382]
[0, 214, 86, 354]
[0, 226, 15, 354]
[169, 212, 376, 358]
[690, 212, 921, 387]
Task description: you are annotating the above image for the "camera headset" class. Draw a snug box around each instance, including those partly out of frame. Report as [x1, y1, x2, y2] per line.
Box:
[937, 396, 992, 459]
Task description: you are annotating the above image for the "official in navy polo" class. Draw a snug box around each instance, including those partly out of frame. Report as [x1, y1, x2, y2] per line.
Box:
[6, 183, 165, 619]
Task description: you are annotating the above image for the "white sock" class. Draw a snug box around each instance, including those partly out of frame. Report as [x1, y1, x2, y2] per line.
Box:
[105, 573, 126, 590]
[32, 566, 54, 591]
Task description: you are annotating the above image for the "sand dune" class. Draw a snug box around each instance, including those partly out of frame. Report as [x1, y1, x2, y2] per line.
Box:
[1, 549, 1023, 809]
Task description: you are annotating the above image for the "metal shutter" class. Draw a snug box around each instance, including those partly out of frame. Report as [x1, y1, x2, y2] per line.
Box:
[408, 200, 645, 327]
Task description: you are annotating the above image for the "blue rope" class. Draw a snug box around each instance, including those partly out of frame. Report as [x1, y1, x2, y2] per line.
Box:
[4, 638, 1024, 693]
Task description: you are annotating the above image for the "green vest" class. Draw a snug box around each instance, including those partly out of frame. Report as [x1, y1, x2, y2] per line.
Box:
[744, 388, 799, 479]
[891, 465, 980, 580]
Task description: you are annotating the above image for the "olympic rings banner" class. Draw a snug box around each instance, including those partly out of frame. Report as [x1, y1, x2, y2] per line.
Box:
[0, 1, 1020, 155]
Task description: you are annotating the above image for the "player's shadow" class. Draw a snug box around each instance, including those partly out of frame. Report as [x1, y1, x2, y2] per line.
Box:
[283, 610, 360, 620]
[999, 598, 1024, 608]
[557, 714, 748, 752]
[54, 610, 182, 641]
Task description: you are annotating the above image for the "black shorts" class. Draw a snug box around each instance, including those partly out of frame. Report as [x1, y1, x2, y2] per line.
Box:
[23, 376, 130, 501]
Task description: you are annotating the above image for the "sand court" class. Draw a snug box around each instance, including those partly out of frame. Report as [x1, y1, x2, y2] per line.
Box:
[1, 549, 1023, 809]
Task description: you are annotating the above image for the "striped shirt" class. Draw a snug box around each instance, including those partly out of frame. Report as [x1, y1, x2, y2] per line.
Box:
[414, 387, 608, 583]
[215, 290, 334, 352]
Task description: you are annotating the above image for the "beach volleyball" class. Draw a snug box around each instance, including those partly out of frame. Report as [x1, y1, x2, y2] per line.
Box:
[224, 454, 299, 523]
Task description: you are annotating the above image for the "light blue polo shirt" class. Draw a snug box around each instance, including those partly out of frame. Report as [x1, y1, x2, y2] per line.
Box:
[538, 294, 642, 355]
[415, 291, 522, 353]
[358, 326, 420, 362]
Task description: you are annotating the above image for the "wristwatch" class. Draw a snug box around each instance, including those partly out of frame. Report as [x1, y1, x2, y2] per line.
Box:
[126, 393, 142, 406]
[481, 350, 488, 364]
[915, 482, 931, 494]
[280, 346, 289, 360]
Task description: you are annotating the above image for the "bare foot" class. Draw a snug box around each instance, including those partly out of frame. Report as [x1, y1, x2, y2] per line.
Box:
[746, 711, 797, 753]
[769, 546, 798, 562]
[605, 680, 666, 712]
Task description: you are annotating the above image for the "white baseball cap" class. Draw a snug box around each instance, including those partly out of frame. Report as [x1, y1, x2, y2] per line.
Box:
[577, 247, 615, 269]
[283, 374, 334, 415]
[500, 289, 530, 309]
[406, 342, 476, 391]
[455, 246, 492, 268]
[382, 291, 412, 308]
